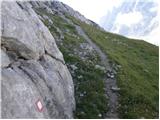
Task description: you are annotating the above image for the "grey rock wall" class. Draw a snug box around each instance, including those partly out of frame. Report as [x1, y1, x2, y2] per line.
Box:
[1, 1, 75, 118]
[30, 1, 93, 25]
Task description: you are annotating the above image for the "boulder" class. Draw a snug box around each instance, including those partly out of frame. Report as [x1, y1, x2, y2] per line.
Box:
[107, 70, 115, 78]
[111, 87, 120, 92]
[95, 64, 106, 71]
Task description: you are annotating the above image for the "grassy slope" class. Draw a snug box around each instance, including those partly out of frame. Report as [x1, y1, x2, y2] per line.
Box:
[66, 15, 159, 118]
[35, 8, 108, 118]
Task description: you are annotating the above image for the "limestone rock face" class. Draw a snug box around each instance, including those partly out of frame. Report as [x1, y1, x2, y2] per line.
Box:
[30, 1, 93, 25]
[1, 1, 75, 118]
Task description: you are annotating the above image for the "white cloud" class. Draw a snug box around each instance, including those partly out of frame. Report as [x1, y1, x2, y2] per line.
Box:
[142, 20, 159, 45]
[115, 12, 143, 26]
[128, 26, 159, 45]
[147, 31, 159, 45]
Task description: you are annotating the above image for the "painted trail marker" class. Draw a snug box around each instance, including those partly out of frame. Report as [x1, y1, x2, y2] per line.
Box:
[36, 99, 43, 112]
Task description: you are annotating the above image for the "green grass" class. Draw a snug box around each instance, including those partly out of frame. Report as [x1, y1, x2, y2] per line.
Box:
[65, 14, 159, 118]
[59, 33, 108, 119]
[59, 27, 108, 119]
[35, 9, 108, 118]
[61, 51, 108, 118]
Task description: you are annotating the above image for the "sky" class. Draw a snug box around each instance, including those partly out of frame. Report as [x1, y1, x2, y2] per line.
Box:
[58, 0, 160, 45]
[58, 0, 123, 24]
[115, 11, 143, 27]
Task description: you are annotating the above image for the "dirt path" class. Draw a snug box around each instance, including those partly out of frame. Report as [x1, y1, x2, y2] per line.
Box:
[62, 15, 119, 118]
[75, 25, 119, 118]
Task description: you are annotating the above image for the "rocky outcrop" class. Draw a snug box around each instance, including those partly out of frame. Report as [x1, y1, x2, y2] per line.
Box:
[29, 1, 92, 25]
[29, 0, 102, 29]
[49, 1, 92, 24]
[1, 1, 75, 118]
